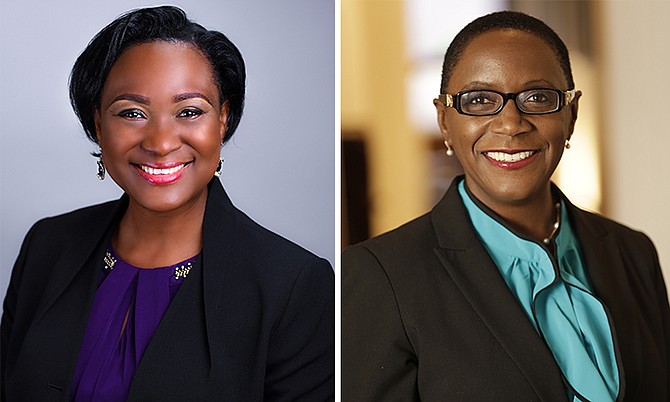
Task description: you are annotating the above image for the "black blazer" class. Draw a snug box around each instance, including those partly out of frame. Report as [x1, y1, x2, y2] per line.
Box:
[343, 178, 670, 401]
[2, 179, 334, 401]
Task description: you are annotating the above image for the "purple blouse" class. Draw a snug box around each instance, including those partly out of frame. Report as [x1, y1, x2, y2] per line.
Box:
[71, 247, 199, 402]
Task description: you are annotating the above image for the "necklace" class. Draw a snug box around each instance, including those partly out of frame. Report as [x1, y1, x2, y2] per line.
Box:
[542, 202, 561, 245]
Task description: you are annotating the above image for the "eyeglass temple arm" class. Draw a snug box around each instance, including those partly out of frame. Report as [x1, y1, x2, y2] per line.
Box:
[437, 94, 454, 107]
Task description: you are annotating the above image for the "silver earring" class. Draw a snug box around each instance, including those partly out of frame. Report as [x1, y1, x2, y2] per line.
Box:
[444, 141, 454, 157]
[565, 139, 571, 149]
[96, 154, 105, 180]
[214, 157, 224, 177]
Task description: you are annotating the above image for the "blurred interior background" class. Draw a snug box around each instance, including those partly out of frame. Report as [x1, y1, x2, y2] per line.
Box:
[342, 0, 670, 293]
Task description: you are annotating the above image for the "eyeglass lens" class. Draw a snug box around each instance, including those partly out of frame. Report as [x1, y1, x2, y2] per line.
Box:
[459, 89, 561, 115]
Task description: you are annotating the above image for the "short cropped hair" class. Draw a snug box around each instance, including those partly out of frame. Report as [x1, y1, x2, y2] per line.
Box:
[69, 5, 246, 145]
[440, 11, 574, 93]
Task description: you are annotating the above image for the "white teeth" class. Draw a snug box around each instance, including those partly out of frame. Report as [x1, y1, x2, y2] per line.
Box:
[140, 164, 185, 175]
[485, 151, 535, 162]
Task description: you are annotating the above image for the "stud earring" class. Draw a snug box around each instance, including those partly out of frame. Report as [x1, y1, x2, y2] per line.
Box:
[565, 139, 571, 149]
[96, 153, 105, 180]
[214, 157, 224, 177]
[444, 141, 454, 157]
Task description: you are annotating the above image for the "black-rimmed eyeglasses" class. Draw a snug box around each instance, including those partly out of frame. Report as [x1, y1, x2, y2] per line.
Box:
[437, 88, 576, 116]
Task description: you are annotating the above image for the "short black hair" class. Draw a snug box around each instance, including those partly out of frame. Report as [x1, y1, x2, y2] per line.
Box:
[440, 11, 574, 93]
[69, 5, 246, 145]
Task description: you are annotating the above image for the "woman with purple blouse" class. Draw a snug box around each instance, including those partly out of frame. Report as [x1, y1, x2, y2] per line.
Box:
[1, 6, 334, 401]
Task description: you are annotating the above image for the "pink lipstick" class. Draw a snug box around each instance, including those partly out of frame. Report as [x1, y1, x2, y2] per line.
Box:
[133, 162, 191, 185]
[482, 150, 539, 169]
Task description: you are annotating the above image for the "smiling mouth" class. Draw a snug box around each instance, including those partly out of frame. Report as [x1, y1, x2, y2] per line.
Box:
[484, 150, 537, 163]
[132, 161, 192, 185]
[137, 163, 187, 175]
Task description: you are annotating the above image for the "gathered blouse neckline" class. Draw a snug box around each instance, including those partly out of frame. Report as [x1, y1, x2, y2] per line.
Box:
[457, 180, 620, 402]
[71, 245, 200, 402]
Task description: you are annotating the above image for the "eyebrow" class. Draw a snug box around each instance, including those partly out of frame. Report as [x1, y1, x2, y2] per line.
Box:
[110, 94, 151, 105]
[108, 92, 214, 107]
[459, 81, 493, 91]
[522, 79, 559, 88]
[173, 92, 213, 106]
[458, 79, 560, 92]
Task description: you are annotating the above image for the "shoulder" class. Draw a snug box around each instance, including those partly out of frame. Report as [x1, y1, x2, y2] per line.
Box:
[16, 199, 120, 260]
[203, 183, 332, 294]
[235, 207, 326, 266]
[342, 211, 440, 288]
[28, 200, 118, 237]
[234, 208, 333, 294]
[3, 199, 122, 337]
[344, 212, 435, 261]
[224, 207, 333, 289]
[568, 204, 663, 295]
[207, 180, 330, 271]
[569, 205, 657, 255]
[344, 177, 470, 271]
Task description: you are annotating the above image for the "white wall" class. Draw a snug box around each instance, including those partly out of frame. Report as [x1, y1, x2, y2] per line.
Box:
[600, 1, 670, 293]
[0, 1, 335, 300]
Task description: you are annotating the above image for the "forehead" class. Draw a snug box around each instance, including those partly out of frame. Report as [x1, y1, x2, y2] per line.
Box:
[448, 29, 567, 92]
[102, 41, 219, 101]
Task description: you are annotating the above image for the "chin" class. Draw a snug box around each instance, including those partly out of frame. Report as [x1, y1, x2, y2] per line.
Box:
[129, 185, 208, 214]
[135, 198, 187, 214]
[488, 181, 548, 205]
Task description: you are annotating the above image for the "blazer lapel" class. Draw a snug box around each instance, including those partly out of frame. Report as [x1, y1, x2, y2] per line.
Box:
[128, 252, 212, 400]
[568, 204, 642, 401]
[24, 197, 127, 397]
[33, 197, 127, 325]
[201, 179, 237, 373]
[129, 179, 238, 397]
[431, 179, 567, 399]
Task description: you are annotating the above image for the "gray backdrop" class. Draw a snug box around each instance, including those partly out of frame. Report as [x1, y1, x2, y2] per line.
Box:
[0, 1, 335, 301]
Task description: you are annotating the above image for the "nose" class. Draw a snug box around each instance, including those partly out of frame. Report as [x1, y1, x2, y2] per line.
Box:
[140, 116, 182, 156]
[489, 99, 532, 136]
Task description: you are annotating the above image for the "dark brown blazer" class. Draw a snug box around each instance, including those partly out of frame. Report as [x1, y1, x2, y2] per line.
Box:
[2, 179, 334, 401]
[343, 177, 670, 401]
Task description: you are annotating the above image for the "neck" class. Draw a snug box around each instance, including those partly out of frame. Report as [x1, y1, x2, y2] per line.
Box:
[505, 201, 555, 243]
[470, 184, 557, 244]
[113, 190, 207, 268]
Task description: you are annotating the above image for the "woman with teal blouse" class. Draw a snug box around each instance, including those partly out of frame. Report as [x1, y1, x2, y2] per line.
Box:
[343, 11, 670, 401]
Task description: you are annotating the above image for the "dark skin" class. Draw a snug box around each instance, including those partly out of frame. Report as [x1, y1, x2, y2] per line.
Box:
[95, 41, 229, 268]
[434, 29, 581, 242]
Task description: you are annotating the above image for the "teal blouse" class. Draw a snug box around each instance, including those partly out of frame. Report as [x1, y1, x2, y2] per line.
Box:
[458, 181, 619, 401]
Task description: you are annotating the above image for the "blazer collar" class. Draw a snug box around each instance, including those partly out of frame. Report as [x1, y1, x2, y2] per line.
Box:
[430, 176, 568, 399]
